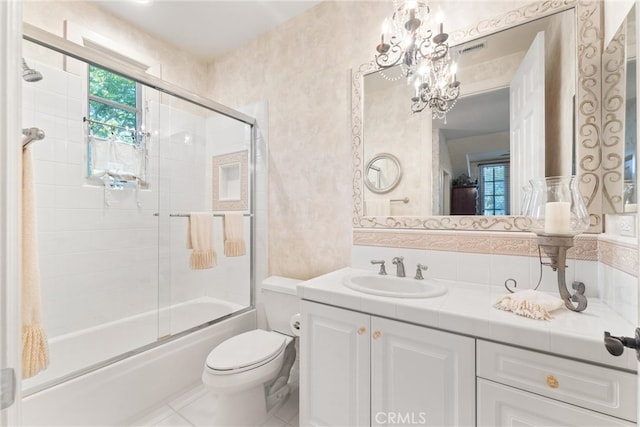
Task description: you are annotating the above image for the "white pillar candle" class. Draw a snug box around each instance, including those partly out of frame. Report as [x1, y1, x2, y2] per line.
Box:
[545, 202, 571, 234]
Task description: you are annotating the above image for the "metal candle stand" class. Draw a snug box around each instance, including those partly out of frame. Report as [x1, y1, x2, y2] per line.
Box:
[536, 234, 587, 312]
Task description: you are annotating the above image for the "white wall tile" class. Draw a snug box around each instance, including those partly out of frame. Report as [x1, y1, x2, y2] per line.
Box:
[490, 254, 531, 290]
[456, 252, 492, 285]
[422, 250, 457, 281]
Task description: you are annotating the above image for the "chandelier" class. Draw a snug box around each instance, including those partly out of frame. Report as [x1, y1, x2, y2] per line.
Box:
[374, 0, 460, 119]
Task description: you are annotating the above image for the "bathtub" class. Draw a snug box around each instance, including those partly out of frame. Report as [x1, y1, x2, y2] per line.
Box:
[22, 298, 256, 426]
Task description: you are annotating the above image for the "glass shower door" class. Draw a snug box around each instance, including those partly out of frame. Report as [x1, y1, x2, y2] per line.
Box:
[156, 96, 253, 338]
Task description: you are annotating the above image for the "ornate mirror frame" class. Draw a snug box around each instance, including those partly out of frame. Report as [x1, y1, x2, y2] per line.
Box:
[601, 6, 635, 215]
[352, 0, 603, 232]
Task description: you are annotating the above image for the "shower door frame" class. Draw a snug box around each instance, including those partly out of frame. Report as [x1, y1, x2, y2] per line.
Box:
[20, 23, 258, 394]
[1, 1, 23, 425]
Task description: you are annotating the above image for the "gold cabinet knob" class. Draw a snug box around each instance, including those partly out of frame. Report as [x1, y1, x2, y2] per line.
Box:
[357, 327, 366, 335]
[546, 374, 559, 389]
[372, 330, 381, 339]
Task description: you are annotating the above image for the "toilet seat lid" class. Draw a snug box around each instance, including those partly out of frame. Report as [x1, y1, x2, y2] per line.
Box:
[206, 329, 286, 371]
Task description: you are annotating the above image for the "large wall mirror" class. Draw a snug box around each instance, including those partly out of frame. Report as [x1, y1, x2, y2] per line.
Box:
[602, 4, 637, 214]
[352, 0, 603, 231]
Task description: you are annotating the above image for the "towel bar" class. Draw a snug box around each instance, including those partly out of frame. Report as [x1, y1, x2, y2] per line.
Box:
[165, 213, 252, 218]
[391, 197, 409, 203]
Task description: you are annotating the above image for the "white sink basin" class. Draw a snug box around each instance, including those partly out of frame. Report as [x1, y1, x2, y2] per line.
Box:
[343, 274, 447, 298]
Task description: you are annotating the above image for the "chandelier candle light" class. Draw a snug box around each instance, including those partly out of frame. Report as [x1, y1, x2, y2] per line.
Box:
[525, 176, 590, 312]
[374, 0, 461, 119]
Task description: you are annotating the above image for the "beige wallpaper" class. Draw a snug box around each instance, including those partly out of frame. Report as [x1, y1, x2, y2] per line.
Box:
[208, 0, 523, 280]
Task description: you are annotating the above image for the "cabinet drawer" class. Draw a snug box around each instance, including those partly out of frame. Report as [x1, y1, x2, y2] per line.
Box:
[478, 379, 634, 426]
[477, 340, 637, 422]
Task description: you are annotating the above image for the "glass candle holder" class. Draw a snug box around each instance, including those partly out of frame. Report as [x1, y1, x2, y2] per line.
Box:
[525, 176, 589, 236]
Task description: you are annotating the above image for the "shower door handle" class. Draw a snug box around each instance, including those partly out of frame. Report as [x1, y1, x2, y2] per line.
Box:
[0, 368, 16, 410]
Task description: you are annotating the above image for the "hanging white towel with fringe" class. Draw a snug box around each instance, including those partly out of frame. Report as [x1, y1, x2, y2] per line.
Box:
[186, 213, 217, 269]
[223, 213, 246, 257]
[22, 147, 49, 378]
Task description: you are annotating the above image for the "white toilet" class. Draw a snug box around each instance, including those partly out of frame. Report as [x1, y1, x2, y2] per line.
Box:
[202, 276, 301, 426]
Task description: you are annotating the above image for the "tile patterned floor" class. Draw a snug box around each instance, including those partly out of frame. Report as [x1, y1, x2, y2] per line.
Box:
[127, 383, 299, 427]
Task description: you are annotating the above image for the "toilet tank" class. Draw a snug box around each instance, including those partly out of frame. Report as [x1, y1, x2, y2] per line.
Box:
[262, 276, 301, 335]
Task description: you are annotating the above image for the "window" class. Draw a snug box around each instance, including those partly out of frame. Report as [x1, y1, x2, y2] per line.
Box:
[86, 65, 146, 187]
[88, 65, 140, 140]
[479, 162, 510, 215]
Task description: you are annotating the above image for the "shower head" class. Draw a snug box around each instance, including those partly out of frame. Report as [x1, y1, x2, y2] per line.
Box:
[22, 58, 43, 82]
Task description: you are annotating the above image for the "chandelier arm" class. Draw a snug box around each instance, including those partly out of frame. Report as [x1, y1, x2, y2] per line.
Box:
[375, 37, 404, 69]
[415, 30, 434, 59]
[431, 43, 449, 61]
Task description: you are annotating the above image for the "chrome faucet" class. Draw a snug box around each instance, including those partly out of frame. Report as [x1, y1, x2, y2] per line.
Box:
[415, 264, 428, 280]
[392, 256, 405, 277]
[371, 259, 387, 275]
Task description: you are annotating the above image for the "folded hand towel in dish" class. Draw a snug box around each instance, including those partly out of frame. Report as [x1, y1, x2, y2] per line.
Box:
[22, 147, 49, 378]
[224, 213, 246, 257]
[365, 199, 390, 216]
[186, 212, 216, 269]
[494, 289, 563, 320]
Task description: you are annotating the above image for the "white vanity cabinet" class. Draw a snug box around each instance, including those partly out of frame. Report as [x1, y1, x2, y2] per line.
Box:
[300, 300, 476, 426]
[477, 340, 637, 426]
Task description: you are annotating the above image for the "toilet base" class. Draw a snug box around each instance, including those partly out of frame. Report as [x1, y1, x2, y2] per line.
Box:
[211, 383, 291, 426]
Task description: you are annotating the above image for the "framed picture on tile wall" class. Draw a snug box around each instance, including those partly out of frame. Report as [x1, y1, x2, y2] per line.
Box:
[212, 150, 248, 211]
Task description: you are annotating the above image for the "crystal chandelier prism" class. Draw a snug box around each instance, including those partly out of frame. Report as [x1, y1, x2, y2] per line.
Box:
[374, 0, 460, 119]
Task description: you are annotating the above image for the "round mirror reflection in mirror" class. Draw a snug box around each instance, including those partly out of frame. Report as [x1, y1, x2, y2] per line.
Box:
[364, 153, 402, 194]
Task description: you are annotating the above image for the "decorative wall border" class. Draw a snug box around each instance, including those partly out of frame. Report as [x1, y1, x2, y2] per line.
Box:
[599, 237, 639, 276]
[353, 229, 599, 261]
[354, 228, 638, 277]
[352, 0, 604, 232]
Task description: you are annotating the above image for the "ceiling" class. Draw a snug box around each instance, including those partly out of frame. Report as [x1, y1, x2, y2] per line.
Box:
[93, 0, 323, 60]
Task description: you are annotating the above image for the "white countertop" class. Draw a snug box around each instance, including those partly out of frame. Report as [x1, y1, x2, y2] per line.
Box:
[297, 267, 638, 372]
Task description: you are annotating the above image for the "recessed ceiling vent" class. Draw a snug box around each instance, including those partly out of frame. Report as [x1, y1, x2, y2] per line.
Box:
[457, 41, 486, 56]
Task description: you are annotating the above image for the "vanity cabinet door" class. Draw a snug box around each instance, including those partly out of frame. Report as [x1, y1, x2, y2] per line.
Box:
[478, 379, 634, 426]
[300, 300, 371, 427]
[371, 317, 476, 426]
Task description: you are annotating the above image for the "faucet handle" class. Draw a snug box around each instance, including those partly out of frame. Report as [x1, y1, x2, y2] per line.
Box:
[371, 260, 387, 275]
[415, 263, 428, 280]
